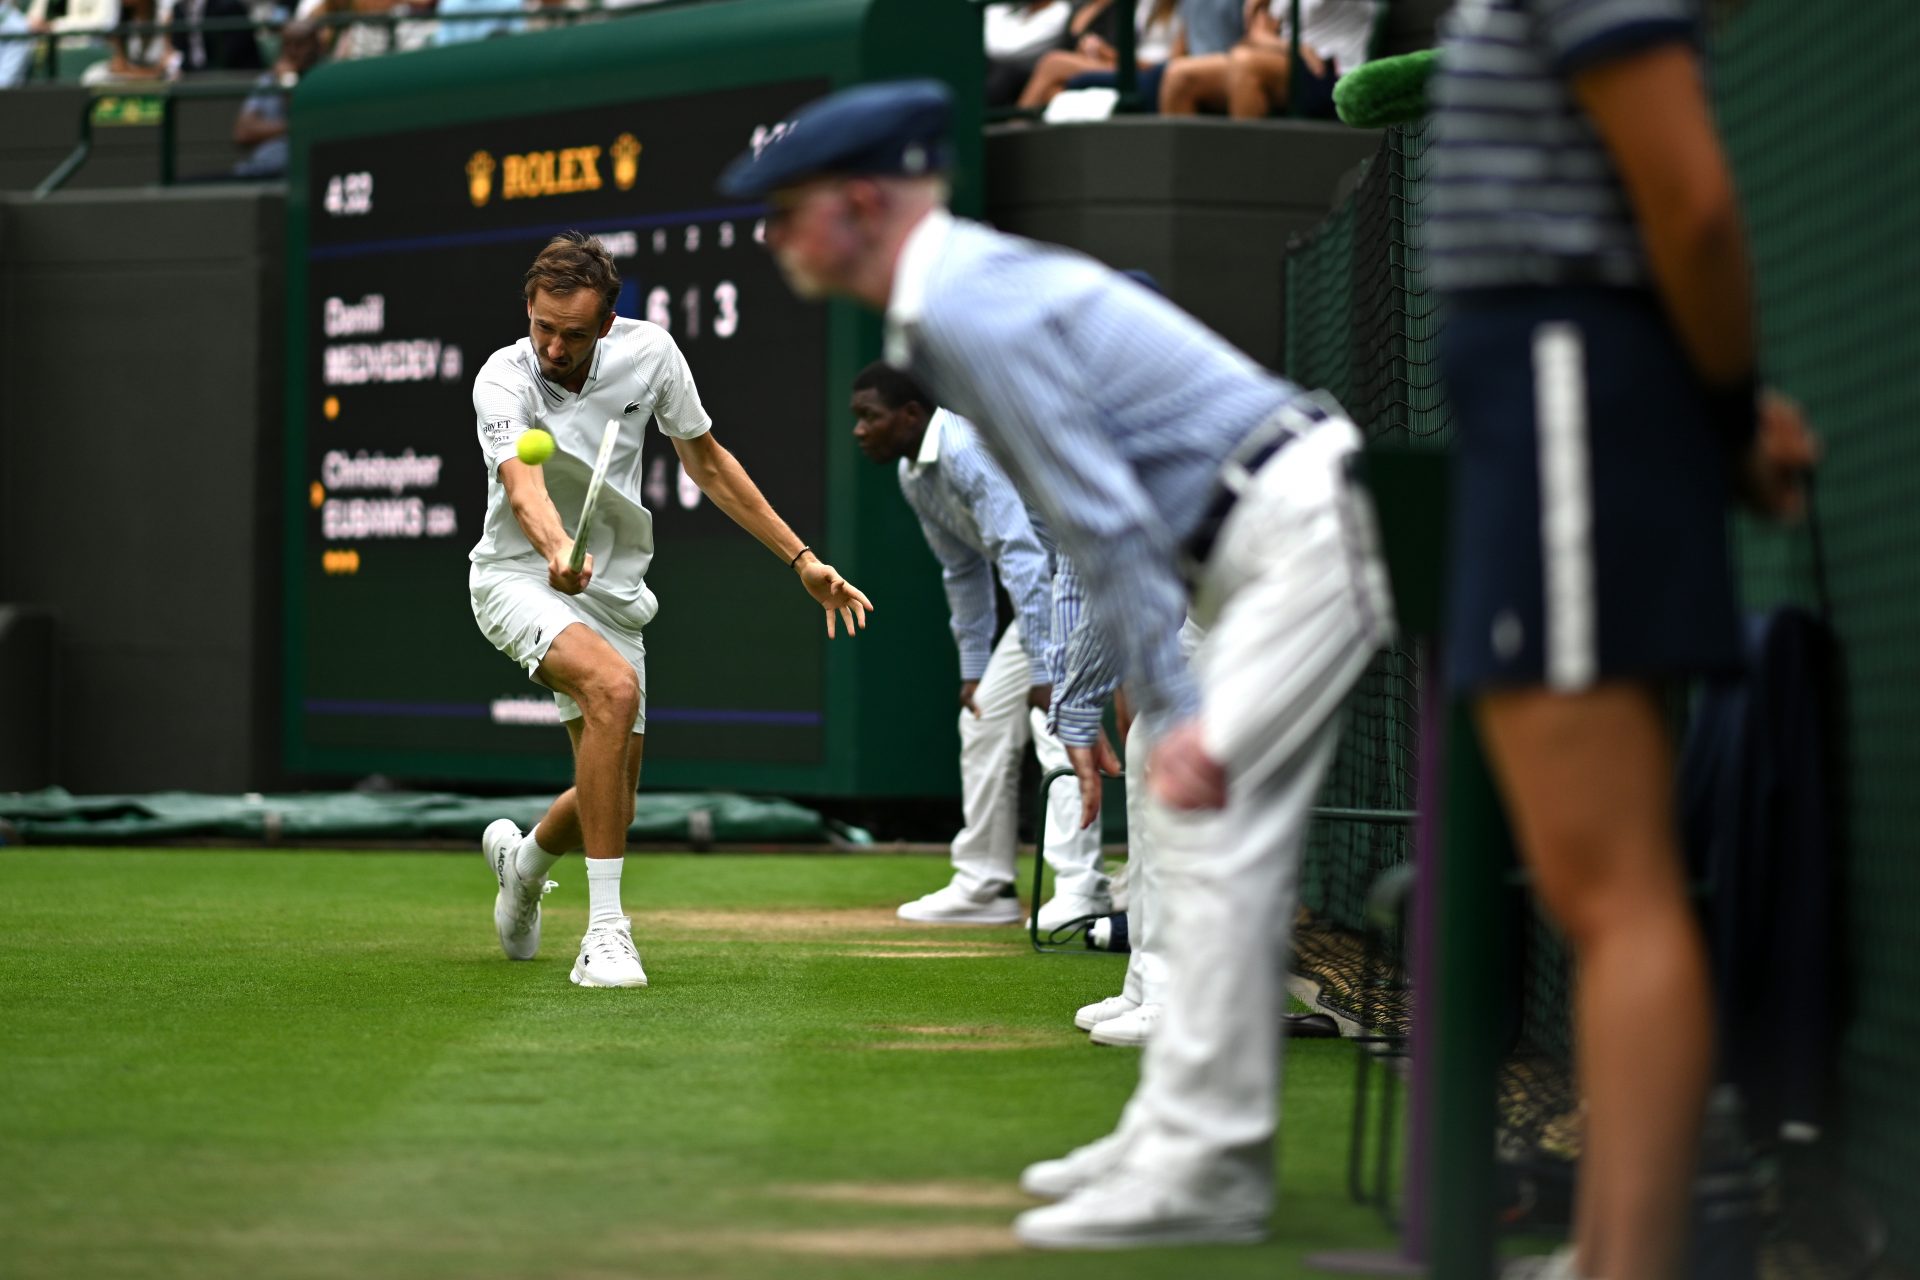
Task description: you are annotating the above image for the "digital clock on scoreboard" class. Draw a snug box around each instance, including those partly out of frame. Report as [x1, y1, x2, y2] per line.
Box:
[283, 0, 982, 794]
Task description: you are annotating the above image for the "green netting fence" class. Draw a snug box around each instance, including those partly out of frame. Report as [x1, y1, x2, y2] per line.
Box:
[1285, 2, 1920, 1265]
[1715, 1, 1920, 1267]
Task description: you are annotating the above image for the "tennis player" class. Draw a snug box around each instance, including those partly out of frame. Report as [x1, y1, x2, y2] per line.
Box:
[469, 232, 872, 989]
[722, 82, 1393, 1248]
[1432, 2, 1817, 1275]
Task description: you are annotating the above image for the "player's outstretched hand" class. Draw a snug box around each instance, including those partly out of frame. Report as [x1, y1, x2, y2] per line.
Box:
[549, 548, 592, 595]
[1065, 731, 1123, 830]
[1742, 389, 1820, 521]
[799, 558, 874, 637]
[1149, 717, 1228, 811]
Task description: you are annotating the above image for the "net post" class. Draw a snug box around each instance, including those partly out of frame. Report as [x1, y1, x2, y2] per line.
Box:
[1423, 699, 1513, 1278]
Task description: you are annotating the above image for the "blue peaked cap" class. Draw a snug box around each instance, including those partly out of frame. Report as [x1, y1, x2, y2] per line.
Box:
[718, 79, 954, 198]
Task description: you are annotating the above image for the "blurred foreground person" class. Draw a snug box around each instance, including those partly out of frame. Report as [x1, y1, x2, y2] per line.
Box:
[1432, 1, 1817, 1275]
[723, 81, 1392, 1249]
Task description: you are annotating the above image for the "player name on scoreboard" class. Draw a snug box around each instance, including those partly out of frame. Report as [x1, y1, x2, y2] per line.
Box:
[312, 287, 462, 573]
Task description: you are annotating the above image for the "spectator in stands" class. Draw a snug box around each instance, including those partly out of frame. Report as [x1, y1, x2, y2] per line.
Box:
[1160, 0, 1378, 119]
[1, 0, 34, 87]
[24, 0, 120, 72]
[433, 0, 518, 45]
[1016, 0, 1178, 113]
[985, 1, 1070, 107]
[1051, 0, 1245, 114]
[231, 18, 319, 176]
[170, 0, 262, 72]
[521, 0, 586, 35]
[80, 0, 179, 83]
[297, 0, 405, 60]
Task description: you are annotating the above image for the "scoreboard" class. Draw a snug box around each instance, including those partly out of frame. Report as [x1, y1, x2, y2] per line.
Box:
[283, 0, 982, 793]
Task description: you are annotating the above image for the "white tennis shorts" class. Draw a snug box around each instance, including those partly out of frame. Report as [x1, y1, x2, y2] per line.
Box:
[469, 565, 649, 732]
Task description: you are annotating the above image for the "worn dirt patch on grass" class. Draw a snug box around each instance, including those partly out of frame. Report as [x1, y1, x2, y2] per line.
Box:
[859, 1024, 1056, 1052]
[770, 1180, 1035, 1209]
[632, 906, 910, 940]
[847, 938, 1008, 950]
[744, 1224, 1023, 1257]
[833, 948, 1014, 960]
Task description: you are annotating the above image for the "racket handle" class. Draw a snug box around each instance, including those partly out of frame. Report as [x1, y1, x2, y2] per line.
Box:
[566, 538, 587, 575]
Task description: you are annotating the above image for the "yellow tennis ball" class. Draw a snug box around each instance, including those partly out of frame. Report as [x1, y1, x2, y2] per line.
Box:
[516, 429, 555, 466]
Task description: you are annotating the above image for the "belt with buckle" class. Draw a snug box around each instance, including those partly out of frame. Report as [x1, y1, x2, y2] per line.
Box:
[1181, 400, 1329, 572]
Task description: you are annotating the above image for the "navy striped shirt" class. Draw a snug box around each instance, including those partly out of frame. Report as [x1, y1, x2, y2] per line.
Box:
[1429, 0, 1701, 291]
[898, 409, 1054, 684]
[886, 210, 1305, 733]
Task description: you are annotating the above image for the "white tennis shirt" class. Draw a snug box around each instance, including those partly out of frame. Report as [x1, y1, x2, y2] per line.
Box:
[467, 316, 712, 622]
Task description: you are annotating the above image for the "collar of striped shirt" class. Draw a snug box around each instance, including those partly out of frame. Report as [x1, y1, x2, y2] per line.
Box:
[907, 407, 949, 474]
[883, 206, 956, 368]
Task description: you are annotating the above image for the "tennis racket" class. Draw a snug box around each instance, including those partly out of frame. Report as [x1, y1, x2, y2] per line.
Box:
[567, 418, 621, 575]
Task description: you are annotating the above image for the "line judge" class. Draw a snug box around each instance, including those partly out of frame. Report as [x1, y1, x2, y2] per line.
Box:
[721, 82, 1392, 1249]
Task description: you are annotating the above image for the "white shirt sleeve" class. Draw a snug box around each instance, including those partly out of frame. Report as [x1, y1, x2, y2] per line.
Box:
[473, 361, 535, 473]
[647, 332, 713, 440]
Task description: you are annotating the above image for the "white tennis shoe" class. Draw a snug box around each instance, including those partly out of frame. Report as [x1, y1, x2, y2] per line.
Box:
[1073, 994, 1139, 1032]
[1032, 892, 1113, 935]
[482, 818, 554, 961]
[1089, 1002, 1162, 1047]
[1014, 1168, 1268, 1250]
[570, 918, 649, 988]
[896, 879, 1022, 925]
[1019, 1129, 1131, 1201]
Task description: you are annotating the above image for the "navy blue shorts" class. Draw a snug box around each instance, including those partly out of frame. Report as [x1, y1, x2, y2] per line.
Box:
[1442, 287, 1745, 694]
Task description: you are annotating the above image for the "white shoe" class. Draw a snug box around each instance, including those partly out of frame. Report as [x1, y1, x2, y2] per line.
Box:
[896, 879, 1022, 925]
[1089, 1002, 1162, 1047]
[1014, 1168, 1267, 1249]
[1073, 994, 1139, 1032]
[1033, 892, 1114, 935]
[570, 919, 649, 988]
[482, 818, 555, 961]
[1019, 1129, 1131, 1201]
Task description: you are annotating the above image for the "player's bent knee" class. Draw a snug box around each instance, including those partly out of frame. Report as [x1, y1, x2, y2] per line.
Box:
[579, 665, 641, 729]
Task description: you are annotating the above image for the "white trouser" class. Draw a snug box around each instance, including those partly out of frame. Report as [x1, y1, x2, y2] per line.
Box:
[1113, 415, 1392, 1207]
[951, 620, 1107, 899]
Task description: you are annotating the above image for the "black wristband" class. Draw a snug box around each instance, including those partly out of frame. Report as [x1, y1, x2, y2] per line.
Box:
[788, 545, 813, 569]
[1704, 375, 1761, 454]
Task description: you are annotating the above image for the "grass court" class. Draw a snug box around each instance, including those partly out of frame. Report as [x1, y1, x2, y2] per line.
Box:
[0, 848, 1396, 1280]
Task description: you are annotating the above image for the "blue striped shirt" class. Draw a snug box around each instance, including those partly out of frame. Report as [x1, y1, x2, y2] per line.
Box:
[1024, 506, 1121, 743]
[1429, 0, 1701, 291]
[886, 210, 1305, 732]
[898, 409, 1055, 684]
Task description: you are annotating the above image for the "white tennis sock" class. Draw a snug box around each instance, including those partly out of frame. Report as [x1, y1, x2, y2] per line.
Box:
[585, 857, 625, 931]
[514, 828, 561, 885]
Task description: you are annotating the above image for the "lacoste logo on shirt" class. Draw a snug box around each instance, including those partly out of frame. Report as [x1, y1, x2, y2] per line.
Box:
[623, 401, 644, 415]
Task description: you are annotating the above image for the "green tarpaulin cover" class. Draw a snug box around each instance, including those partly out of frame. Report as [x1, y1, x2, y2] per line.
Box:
[0, 789, 869, 847]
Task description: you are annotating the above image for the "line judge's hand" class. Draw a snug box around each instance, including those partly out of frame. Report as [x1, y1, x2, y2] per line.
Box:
[1065, 730, 1123, 831]
[797, 557, 874, 638]
[960, 681, 982, 718]
[549, 548, 591, 595]
[1148, 717, 1227, 811]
